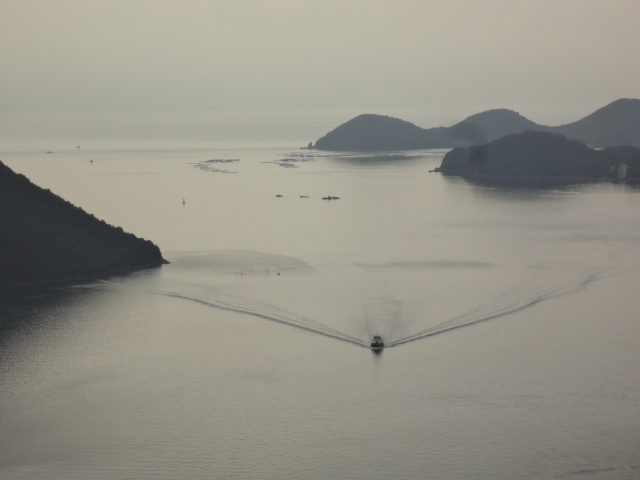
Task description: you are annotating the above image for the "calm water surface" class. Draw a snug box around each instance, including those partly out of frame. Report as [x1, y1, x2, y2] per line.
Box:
[1, 139, 640, 479]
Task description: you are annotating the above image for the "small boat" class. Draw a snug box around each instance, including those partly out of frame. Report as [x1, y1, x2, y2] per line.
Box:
[370, 335, 384, 350]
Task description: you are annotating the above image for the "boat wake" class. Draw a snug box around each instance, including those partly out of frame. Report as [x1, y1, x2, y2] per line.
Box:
[151, 280, 365, 347]
[386, 264, 610, 347]
[102, 251, 616, 351]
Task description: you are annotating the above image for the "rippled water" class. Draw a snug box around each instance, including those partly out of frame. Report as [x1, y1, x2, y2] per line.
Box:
[1, 139, 640, 479]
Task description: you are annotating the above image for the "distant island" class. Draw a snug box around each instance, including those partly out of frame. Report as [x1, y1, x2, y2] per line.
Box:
[0, 160, 167, 287]
[309, 98, 640, 151]
[434, 130, 640, 182]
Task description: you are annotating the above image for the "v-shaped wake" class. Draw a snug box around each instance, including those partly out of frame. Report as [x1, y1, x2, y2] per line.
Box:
[386, 265, 609, 347]
[104, 261, 612, 351]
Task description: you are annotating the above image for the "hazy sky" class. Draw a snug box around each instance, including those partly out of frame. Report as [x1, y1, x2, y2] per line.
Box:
[2, 0, 640, 126]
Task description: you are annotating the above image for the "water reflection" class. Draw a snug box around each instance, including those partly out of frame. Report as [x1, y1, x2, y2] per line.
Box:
[0, 285, 80, 342]
[443, 175, 640, 201]
[321, 152, 432, 167]
[441, 176, 580, 201]
[0, 271, 159, 368]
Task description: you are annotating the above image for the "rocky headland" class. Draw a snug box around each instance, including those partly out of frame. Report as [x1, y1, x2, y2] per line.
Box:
[0, 159, 166, 287]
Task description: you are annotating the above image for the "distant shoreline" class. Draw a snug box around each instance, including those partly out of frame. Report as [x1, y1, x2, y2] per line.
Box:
[310, 98, 640, 152]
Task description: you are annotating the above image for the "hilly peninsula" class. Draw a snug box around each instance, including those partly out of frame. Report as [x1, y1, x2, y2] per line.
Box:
[0, 159, 166, 287]
[434, 130, 640, 182]
[310, 98, 640, 151]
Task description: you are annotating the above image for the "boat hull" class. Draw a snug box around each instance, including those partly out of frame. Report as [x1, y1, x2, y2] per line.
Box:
[370, 335, 384, 350]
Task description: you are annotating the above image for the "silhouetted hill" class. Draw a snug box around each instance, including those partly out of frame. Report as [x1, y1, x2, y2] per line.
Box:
[312, 114, 456, 151]
[554, 98, 640, 147]
[0, 160, 166, 286]
[446, 109, 547, 145]
[435, 130, 640, 182]
[310, 99, 640, 151]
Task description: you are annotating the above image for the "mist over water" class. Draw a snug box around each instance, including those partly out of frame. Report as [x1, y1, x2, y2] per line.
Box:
[2, 124, 640, 479]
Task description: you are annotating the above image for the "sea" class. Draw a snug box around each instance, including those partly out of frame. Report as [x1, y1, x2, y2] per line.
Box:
[1, 111, 640, 479]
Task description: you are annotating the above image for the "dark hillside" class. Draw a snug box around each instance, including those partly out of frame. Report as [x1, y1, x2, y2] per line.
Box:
[0, 160, 166, 286]
[435, 131, 624, 181]
[447, 109, 547, 144]
[553, 98, 640, 147]
[312, 114, 443, 151]
[598, 145, 640, 179]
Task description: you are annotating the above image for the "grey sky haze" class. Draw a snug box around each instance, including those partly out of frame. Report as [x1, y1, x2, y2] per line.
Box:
[2, 0, 640, 127]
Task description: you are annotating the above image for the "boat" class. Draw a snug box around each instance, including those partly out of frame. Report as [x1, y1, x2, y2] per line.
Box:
[370, 335, 384, 350]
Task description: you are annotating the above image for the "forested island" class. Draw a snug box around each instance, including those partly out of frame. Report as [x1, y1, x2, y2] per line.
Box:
[0, 159, 166, 287]
[434, 130, 640, 182]
[310, 98, 640, 151]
